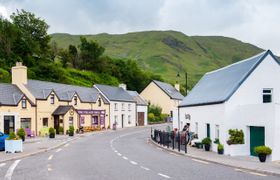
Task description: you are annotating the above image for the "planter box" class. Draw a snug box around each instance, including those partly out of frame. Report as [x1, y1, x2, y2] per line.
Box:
[225, 144, 248, 156]
[5, 140, 23, 153]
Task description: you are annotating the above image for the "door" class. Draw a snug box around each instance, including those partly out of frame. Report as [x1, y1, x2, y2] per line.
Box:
[4, 116, 15, 134]
[206, 124, 210, 138]
[121, 114, 124, 128]
[250, 126, 265, 156]
[138, 112, 144, 126]
[54, 116, 60, 134]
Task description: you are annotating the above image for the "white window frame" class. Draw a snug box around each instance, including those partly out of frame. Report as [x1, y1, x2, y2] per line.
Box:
[114, 103, 118, 111]
[128, 115, 131, 124]
[128, 104, 131, 111]
[50, 94, 55, 104]
[114, 115, 118, 124]
[22, 98, 27, 109]
[215, 125, 220, 139]
[122, 103, 125, 111]
[262, 88, 273, 103]
[195, 122, 198, 134]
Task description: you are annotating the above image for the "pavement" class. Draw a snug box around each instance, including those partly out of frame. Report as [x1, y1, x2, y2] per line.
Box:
[0, 124, 278, 180]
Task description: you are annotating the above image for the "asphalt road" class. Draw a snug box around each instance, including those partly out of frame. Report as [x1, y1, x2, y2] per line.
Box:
[0, 125, 278, 180]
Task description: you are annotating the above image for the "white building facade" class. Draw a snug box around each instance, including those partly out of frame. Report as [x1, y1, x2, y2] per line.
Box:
[176, 50, 280, 161]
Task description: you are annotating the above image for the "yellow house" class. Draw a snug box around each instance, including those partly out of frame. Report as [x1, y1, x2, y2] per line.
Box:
[140, 80, 184, 117]
[6, 62, 110, 136]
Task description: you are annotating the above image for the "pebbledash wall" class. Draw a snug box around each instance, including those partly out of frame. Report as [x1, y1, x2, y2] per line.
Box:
[178, 53, 280, 161]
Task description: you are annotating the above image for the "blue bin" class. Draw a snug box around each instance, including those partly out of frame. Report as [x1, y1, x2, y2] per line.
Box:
[0, 132, 8, 151]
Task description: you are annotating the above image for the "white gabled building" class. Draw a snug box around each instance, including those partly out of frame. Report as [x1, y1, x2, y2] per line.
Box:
[176, 50, 280, 161]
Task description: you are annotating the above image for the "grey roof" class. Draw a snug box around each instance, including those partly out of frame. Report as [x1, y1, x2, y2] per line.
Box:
[127, 91, 148, 106]
[25, 80, 108, 103]
[94, 84, 135, 102]
[152, 80, 184, 100]
[53, 105, 73, 115]
[0, 83, 24, 106]
[180, 50, 279, 107]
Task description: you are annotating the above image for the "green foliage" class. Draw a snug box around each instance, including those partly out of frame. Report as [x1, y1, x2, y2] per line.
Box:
[7, 131, 18, 140]
[218, 144, 224, 151]
[148, 105, 162, 117]
[49, 127, 55, 135]
[227, 129, 244, 145]
[214, 138, 220, 144]
[254, 146, 272, 155]
[148, 113, 155, 121]
[69, 126, 74, 134]
[58, 126, 64, 133]
[202, 137, 212, 145]
[17, 128, 26, 138]
[160, 114, 168, 121]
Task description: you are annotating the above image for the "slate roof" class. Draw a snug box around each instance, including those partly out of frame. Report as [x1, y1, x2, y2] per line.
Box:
[25, 80, 109, 104]
[0, 83, 24, 106]
[152, 80, 184, 100]
[179, 50, 280, 107]
[127, 91, 148, 106]
[94, 84, 135, 102]
[53, 105, 73, 115]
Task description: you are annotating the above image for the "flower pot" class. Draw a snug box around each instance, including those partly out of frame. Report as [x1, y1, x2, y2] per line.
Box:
[49, 133, 55, 138]
[69, 132, 74, 136]
[5, 139, 23, 153]
[218, 149, 224, 155]
[21, 136, 25, 142]
[258, 154, 267, 162]
[204, 144, 211, 151]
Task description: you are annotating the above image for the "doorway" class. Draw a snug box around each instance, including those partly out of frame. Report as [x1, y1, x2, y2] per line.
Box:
[250, 126, 265, 156]
[4, 116, 15, 134]
[138, 112, 144, 126]
[54, 116, 59, 134]
[206, 123, 210, 138]
[121, 114, 124, 128]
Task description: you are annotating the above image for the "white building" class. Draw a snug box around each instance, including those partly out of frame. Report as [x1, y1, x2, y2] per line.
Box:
[176, 50, 280, 161]
[94, 84, 137, 129]
[127, 91, 148, 126]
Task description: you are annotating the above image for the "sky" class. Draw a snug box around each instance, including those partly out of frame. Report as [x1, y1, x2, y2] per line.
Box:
[0, 0, 279, 54]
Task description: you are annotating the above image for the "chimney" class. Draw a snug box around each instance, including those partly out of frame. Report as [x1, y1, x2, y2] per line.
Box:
[12, 62, 27, 85]
[119, 83, 127, 90]
[175, 83, 180, 91]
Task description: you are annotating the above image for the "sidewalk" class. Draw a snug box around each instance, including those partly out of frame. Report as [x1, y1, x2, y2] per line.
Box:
[150, 138, 280, 177]
[0, 131, 105, 163]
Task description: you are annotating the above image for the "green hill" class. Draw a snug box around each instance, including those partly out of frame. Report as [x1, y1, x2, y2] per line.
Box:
[51, 31, 263, 88]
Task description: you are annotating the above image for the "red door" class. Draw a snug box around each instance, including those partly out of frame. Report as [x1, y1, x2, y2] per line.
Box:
[138, 112, 144, 126]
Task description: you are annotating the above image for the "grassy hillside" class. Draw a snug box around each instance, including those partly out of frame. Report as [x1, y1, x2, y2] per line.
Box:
[51, 31, 263, 88]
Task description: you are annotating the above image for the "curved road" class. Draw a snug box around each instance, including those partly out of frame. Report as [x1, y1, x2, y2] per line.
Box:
[0, 125, 278, 180]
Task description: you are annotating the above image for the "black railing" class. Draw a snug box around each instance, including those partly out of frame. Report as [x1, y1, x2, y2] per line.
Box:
[151, 127, 189, 154]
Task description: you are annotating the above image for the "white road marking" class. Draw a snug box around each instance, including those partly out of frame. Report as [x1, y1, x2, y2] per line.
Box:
[48, 167, 52, 171]
[114, 150, 118, 153]
[249, 172, 267, 177]
[117, 153, 122, 156]
[56, 148, 62, 153]
[235, 168, 247, 173]
[48, 155, 53, 160]
[191, 158, 209, 164]
[4, 160, 21, 180]
[122, 156, 128, 160]
[158, 173, 170, 179]
[169, 152, 179, 156]
[130, 161, 137, 165]
[140, 166, 150, 171]
[64, 143, 69, 147]
[0, 163, 6, 167]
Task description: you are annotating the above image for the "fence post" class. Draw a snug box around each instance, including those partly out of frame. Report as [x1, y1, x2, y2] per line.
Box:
[178, 132, 180, 152]
[185, 132, 187, 153]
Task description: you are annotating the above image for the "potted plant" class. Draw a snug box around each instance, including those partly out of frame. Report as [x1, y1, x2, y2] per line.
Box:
[218, 144, 224, 154]
[5, 132, 23, 153]
[68, 126, 74, 136]
[202, 137, 212, 151]
[58, 126, 64, 135]
[17, 128, 26, 142]
[214, 138, 220, 144]
[49, 128, 55, 138]
[254, 146, 272, 162]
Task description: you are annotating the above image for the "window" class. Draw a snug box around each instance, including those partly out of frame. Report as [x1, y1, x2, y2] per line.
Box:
[22, 98, 27, 109]
[43, 118, 48, 127]
[50, 94, 55, 104]
[98, 98, 101, 107]
[128, 115, 131, 124]
[122, 103, 125, 111]
[69, 117, 73, 126]
[263, 89, 272, 103]
[114, 115, 118, 124]
[195, 122, 198, 134]
[114, 103, 118, 111]
[74, 96, 77, 105]
[215, 125, 220, 139]
[128, 104, 131, 111]
[21, 118, 31, 129]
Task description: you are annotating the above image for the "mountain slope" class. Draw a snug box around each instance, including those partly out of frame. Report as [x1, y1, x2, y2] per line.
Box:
[51, 31, 263, 88]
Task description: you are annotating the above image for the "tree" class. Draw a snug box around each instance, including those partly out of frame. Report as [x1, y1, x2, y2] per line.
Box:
[68, 45, 78, 68]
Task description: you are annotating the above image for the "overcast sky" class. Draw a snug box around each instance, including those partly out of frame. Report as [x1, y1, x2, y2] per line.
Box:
[0, 0, 279, 54]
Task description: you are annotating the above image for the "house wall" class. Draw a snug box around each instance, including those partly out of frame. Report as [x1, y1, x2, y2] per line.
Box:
[62, 107, 79, 134]
[0, 100, 35, 134]
[110, 101, 136, 129]
[140, 82, 180, 115]
[136, 105, 148, 126]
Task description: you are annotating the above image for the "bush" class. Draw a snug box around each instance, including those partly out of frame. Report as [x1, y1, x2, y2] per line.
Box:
[59, 126, 64, 133]
[148, 113, 155, 121]
[160, 114, 168, 121]
[218, 144, 224, 151]
[68, 126, 74, 136]
[254, 146, 272, 155]
[49, 127, 55, 135]
[7, 132, 18, 140]
[148, 105, 162, 117]
[227, 129, 244, 145]
[202, 137, 212, 145]
[214, 138, 220, 144]
[17, 128, 26, 139]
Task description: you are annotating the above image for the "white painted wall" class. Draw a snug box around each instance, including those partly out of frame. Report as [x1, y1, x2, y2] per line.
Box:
[136, 105, 148, 126]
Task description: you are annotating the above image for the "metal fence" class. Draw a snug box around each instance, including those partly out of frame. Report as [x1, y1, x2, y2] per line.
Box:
[151, 128, 189, 153]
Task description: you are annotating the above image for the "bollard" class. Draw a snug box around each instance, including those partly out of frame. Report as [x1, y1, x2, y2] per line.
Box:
[178, 132, 180, 152]
[172, 132, 175, 150]
[185, 132, 187, 153]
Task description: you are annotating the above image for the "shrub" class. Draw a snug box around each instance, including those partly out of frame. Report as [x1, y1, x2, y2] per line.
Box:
[58, 126, 64, 133]
[202, 137, 212, 145]
[7, 132, 18, 140]
[218, 144, 224, 151]
[214, 138, 220, 144]
[148, 105, 162, 117]
[17, 128, 26, 139]
[254, 146, 272, 155]
[160, 114, 168, 121]
[49, 127, 55, 135]
[68, 126, 74, 136]
[148, 113, 155, 121]
[227, 129, 244, 145]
